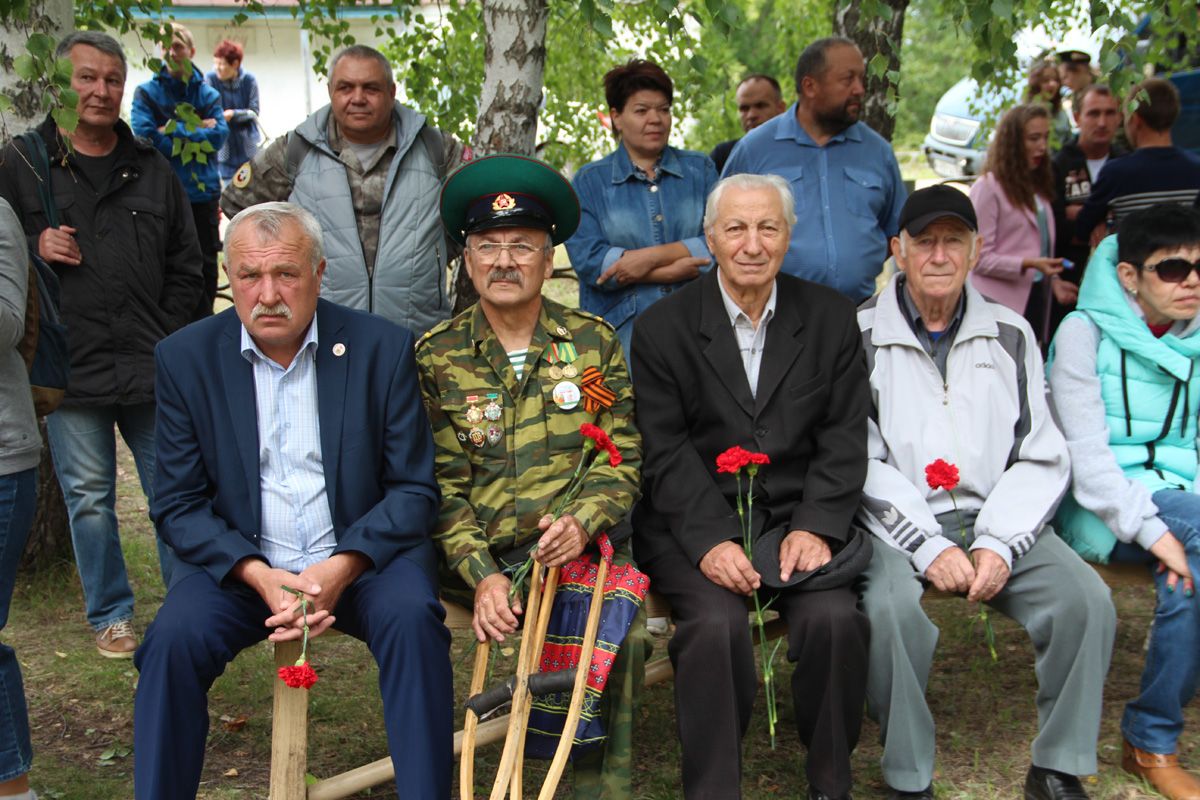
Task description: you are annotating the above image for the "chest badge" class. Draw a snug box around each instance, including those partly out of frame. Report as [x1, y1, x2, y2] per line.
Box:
[552, 380, 581, 411]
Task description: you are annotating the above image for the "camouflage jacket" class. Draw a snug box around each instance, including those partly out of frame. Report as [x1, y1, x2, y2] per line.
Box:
[415, 298, 642, 588]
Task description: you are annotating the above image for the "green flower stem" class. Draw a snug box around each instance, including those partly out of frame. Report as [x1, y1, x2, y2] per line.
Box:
[949, 493, 998, 662]
[280, 585, 312, 665]
[742, 469, 778, 749]
[507, 441, 600, 601]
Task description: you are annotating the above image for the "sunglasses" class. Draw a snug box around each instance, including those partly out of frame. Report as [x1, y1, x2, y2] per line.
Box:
[1139, 258, 1200, 284]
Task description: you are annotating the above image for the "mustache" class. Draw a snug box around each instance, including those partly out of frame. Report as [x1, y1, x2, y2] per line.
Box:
[487, 268, 524, 286]
[251, 302, 292, 320]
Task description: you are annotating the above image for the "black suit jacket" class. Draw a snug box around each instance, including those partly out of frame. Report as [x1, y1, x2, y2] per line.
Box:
[630, 269, 868, 567]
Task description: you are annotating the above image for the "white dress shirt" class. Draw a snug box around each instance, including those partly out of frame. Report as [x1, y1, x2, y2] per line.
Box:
[240, 319, 336, 572]
[717, 274, 777, 398]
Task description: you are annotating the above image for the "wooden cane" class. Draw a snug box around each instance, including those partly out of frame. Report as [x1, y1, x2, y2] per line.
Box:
[460, 637, 492, 800]
[510, 565, 560, 799]
[488, 561, 548, 800]
[538, 556, 609, 800]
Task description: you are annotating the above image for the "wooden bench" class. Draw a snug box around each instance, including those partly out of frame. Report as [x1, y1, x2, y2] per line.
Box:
[268, 561, 1150, 799]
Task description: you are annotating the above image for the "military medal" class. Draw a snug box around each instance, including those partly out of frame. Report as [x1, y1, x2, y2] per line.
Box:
[469, 427, 486, 447]
[561, 363, 578, 378]
[484, 394, 502, 421]
[456, 431, 468, 443]
[465, 395, 485, 425]
[552, 380, 581, 411]
[486, 424, 503, 446]
[548, 364, 563, 380]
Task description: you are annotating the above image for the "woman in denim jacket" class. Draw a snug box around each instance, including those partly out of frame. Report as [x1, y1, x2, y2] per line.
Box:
[566, 59, 717, 358]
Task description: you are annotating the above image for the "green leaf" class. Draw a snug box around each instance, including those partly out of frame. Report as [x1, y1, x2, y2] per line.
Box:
[54, 57, 74, 82]
[61, 88, 79, 109]
[13, 55, 36, 81]
[165, 119, 178, 134]
[199, 140, 216, 153]
[0, 96, 10, 114]
[590, 12, 614, 38]
[181, 147, 194, 166]
[689, 54, 708, 74]
[27, 32, 54, 59]
[171, 137, 183, 157]
[196, 152, 208, 165]
[868, 52, 888, 79]
[233, 12, 249, 25]
[51, 107, 79, 133]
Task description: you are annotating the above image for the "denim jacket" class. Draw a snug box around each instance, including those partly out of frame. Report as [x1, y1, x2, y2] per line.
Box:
[566, 144, 716, 344]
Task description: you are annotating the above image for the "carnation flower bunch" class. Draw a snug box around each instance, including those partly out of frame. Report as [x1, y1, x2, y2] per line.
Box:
[507, 423, 622, 595]
[925, 458, 997, 661]
[716, 445, 781, 748]
[277, 585, 319, 689]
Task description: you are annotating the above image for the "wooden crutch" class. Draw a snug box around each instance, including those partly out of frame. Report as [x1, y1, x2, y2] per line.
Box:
[459, 636, 492, 800]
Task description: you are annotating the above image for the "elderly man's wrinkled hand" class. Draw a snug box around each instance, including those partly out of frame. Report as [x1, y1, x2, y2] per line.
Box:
[700, 540, 761, 596]
[534, 513, 589, 567]
[925, 547, 975, 594]
[473, 572, 523, 643]
[38, 225, 81, 266]
[967, 548, 1011, 602]
[778, 529, 832, 582]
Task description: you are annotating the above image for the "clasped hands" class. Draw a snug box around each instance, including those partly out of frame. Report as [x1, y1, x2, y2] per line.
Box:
[925, 546, 1010, 602]
[233, 552, 369, 643]
[471, 513, 589, 643]
[699, 530, 832, 596]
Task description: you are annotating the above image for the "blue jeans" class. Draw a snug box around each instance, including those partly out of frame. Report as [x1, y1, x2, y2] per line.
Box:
[0, 468, 35, 780]
[46, 403, 174, 630]
[1113, 488, 1200, 754]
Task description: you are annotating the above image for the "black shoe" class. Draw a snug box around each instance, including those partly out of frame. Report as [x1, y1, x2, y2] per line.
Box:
[1024, 766, 1090, 800]
[808, 789, 852, 800]
[886, 786, 934, 800]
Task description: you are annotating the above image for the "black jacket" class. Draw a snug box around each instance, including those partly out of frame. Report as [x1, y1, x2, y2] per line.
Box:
[1051, 134, 1127, 278]
[630, 268, 869, 568]
[0, 116, 202, 406]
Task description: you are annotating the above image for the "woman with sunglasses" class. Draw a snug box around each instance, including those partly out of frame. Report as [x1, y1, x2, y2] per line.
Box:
[969, 104, 1066, 345]
[1048, 203, 1200, 800]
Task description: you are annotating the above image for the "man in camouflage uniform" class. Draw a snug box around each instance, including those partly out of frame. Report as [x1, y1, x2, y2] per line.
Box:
[416, 154, 647, 798]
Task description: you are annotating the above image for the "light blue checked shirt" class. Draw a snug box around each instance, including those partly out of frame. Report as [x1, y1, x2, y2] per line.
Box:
[240, 319, 336, 572]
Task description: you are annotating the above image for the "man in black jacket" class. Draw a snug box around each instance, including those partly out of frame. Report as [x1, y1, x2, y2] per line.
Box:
[631, 172, 870, 800]
[0, 31, 202, 658]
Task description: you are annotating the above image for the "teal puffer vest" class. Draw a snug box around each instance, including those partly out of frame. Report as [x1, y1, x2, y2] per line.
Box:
[1053, 235, 1200, 561]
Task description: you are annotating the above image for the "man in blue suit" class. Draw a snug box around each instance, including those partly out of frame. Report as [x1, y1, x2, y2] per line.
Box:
[132, 201, 452, 799]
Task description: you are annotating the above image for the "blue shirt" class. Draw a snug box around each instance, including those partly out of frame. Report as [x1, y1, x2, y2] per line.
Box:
[566, 144, 716, 347]
[240, 319, 336, 573]
[723, 103, 906, 302]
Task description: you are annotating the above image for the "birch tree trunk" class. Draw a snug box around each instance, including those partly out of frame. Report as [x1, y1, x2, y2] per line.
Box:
[1, 0, 76, 571]
[454, 0, 549, 313]
[834, 0, 908, 142]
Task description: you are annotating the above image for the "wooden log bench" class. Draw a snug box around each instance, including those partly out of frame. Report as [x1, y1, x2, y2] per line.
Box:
[267, 560, 1150, 799]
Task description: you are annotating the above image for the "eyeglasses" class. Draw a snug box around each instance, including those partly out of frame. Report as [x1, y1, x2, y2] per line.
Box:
[1139, 258, 1200, 284]
[471, 242, 544, 265]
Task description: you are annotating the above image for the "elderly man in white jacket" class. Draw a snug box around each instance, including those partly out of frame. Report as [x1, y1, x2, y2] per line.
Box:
[855, 185, 1116, 800]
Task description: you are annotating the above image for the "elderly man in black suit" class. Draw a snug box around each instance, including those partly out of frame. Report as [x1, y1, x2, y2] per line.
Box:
[630, 172, 871, 800]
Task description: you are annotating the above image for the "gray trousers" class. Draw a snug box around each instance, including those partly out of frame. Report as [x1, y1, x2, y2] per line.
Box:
[860, 531, 1116, 792]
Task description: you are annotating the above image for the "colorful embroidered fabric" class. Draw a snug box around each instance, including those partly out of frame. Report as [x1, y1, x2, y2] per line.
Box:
[525, 533, 649, 758]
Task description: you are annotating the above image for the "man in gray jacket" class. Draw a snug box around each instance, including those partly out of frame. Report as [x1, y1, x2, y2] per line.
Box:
[221, 45, 469, 335]
[856, 186, 1115, 800]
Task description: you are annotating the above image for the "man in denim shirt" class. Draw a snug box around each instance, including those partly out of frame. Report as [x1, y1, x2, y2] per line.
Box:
[724, 37, 906, 303]
[567, 60, 716, 358]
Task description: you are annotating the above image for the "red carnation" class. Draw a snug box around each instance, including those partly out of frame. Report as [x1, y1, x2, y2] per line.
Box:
[606, 443, 622, 467]
[924, 459, 960, 492]
[579, 423, 611, 450]
[748, 452, 770, 466]
[716, 446, 753, 474]
[278, 661, 319, 689]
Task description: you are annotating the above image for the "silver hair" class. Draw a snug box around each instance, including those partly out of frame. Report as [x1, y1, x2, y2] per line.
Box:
[56, 31, 128, 76]
[224, 202, 325, 273]
[328, 45, 396, 90]
[704, 173, 797, 233]
[898, 228, 979, 260]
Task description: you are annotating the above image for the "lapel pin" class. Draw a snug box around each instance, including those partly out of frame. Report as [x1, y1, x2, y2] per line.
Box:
[332, 343, 346, 357]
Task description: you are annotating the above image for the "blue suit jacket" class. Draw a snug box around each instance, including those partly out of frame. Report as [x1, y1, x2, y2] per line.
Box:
[151, 299, 440, 588]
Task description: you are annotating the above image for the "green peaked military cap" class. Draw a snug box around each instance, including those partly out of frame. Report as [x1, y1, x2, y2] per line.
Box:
[440, 153, 580, 247]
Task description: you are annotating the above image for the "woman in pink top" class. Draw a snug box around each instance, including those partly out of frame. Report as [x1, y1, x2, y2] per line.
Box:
[969, 104, 1065, 332]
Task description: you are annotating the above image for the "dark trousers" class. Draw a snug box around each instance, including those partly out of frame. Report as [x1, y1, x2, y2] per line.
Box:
[645, 545, 869, 799]
[190, 199, 221, 321]
[132, 555, 453, 799]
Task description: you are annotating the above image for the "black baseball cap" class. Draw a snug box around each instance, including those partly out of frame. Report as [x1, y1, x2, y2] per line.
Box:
[897, 184, 978, 236]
